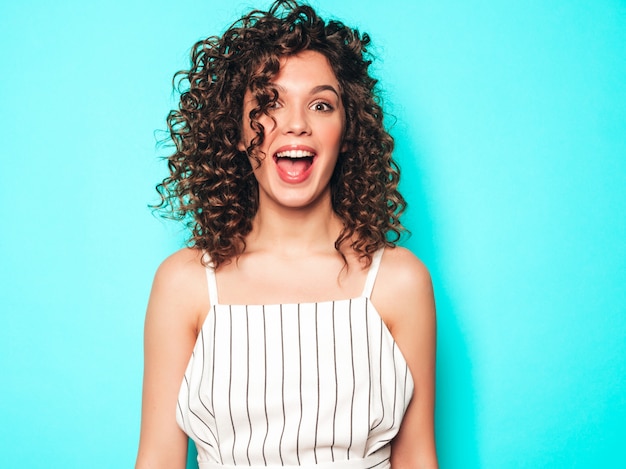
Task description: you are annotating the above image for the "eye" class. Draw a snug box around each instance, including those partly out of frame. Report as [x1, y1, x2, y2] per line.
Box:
[311, 101, 334, 112]
[268, 100, 282, 110]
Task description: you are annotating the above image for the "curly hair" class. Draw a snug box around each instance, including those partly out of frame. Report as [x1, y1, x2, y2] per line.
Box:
[156, 0, 406, 268]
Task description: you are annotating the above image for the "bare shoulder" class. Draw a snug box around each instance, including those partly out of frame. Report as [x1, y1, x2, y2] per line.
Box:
[137, 247, 208, 468]
[372, 246, 435, 333]
[374, 247, 438, 467]
[375, 247, 438, 467]
[381, 245, 430, 278]
[149, 247, 210, 331]
[376, 246, 433, 300]
[155, 247, 205, 283]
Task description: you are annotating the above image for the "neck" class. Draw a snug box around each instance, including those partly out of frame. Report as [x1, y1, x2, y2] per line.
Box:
[246, 194, 343, 257]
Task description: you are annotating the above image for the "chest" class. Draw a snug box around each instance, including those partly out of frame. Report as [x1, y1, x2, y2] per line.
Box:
[213, 255, 369, 305]
[178, 298, 414, 465]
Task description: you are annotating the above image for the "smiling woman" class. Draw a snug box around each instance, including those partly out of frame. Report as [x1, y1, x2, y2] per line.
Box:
[240, 51, 346, 208]
[135, 1, 438, 468]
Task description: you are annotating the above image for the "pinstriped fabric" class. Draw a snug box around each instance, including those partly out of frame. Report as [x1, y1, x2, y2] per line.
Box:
[177, 250, 413, 468]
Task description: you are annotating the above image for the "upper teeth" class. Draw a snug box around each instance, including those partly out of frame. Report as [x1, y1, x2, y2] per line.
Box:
[276, 150, 314, 158]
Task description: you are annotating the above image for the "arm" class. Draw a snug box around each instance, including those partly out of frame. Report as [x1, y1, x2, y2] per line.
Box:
[135, 249, 209, 469]
[373, 247, 438, 469]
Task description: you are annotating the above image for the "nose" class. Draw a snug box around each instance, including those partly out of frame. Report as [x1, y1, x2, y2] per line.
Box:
[281, 105, 311, 136]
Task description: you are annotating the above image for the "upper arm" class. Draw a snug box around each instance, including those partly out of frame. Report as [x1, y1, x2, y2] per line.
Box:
[135, 249, 209, 469]
[372, 247, 438, 469]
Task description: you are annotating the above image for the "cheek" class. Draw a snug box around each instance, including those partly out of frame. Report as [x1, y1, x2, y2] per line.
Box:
[323, 120, 346, 149]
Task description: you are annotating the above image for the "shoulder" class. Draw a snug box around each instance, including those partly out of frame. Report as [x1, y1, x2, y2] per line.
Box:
[376, 248, 439, 467]
[378, 246, 432, 294]
[137, 249, 208, 466]
[372, 246, 435, 334]
[153, 247, 206, 287]
[149, 248, 210, 331]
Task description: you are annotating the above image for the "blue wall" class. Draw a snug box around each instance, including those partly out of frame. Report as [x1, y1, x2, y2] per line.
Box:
[1, 1, 624, 467]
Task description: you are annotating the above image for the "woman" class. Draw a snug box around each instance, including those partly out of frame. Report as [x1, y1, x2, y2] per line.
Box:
[136, 1, 437, 468]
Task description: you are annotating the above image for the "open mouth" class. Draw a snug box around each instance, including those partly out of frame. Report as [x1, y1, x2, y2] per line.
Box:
[274, 149, 315, 176]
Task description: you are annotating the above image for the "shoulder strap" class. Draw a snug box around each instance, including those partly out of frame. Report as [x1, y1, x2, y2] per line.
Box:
[203, 252, 219, 306]
[361, 248, 384, 299]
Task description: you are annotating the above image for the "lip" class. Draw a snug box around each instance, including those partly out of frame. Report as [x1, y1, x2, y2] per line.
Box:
[273, 144, 317, 156]
[273, 144, 317, 184]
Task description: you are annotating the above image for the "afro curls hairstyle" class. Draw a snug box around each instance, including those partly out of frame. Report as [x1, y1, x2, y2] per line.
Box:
[155, 0, 407, 268]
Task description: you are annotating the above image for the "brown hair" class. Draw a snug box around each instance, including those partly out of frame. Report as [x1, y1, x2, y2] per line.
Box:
[156, 0, 406, 267]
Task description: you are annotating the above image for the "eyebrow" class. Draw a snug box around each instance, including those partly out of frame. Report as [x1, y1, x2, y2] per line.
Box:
[273, 84, 340, 97]
[310, 84, 340, 97]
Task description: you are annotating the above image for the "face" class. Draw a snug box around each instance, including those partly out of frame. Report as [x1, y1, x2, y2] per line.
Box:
[239, 50, 346, 210]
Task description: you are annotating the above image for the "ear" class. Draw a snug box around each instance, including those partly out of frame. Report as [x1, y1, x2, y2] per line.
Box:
[237, 139, 247, 152]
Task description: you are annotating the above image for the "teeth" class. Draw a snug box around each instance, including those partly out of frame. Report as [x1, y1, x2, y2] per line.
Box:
[275, 150, 314, 158]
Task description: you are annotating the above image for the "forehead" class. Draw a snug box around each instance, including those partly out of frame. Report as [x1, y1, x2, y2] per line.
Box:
[272, 50, 340, 90]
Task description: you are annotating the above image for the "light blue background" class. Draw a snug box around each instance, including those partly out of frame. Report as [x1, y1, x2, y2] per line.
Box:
[1, 1, 624, 468]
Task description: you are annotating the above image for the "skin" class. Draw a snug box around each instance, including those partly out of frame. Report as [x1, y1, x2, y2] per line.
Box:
[239, 50, 346, 213]
[136, 50, 438, 469]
